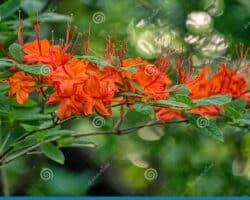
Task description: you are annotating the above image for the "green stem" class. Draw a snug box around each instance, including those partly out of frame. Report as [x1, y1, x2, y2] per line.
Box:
[0, 120, 10, 196]
[0, 166, 9, 196]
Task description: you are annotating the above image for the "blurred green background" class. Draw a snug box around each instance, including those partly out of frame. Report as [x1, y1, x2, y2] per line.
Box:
[0, 0, 250, 196]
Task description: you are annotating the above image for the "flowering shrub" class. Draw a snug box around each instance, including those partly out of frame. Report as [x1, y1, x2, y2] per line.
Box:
[0, 16, 249, 166]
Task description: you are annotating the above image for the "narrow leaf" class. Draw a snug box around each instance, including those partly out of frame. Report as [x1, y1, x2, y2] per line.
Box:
[40, 143, 65, 165]
[152, 100, 190, 109]
[175, 94, 195, 106]
[80, 55, 112, 69]
[119, 92, 144, 98]
[17, 64, 50, 75]
[194, 95, 232, 106]
[58, 138, 96, 148]
[0, 0, 20, 20]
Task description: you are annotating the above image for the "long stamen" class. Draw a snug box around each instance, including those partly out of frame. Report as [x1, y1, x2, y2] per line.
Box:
[105, 36, 116, 59]
[71, 32, 82, 54]
[63, 14, 73, 52]
[119, 41, 127, 66]
[83, 23, 91, 55]
[18, 10, 23, 46]
[69, 26, 77, 47]
[34, 16, 42, 55]
[51, 30, 55, 46]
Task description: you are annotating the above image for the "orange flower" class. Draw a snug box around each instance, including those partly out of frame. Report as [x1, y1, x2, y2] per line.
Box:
[157, 63, 250, 122]
[186, 66, 211, 99]
[75, 75, 117, 116]
[46, 58, 118, 119]
[187, 64, 250, 105]
[23, 39, 51, 64]
[210, 64, 249, 104]
[156, 107, 184, 121]
[47, 94, 84, 119]
[46, 58, 90, 119]
[8, 71, 36, 104]
[120, 57, 172, 100]
[23, 39, 71, 70]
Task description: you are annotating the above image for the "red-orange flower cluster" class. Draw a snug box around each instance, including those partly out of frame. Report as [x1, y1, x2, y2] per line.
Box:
[4, 22, 249, 121]
[157, 63, 250, 121]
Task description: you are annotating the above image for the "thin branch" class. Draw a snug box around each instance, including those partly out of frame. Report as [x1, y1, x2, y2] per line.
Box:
[0, 120, 187, 166]
[113, 105, 128, 132]
[0, 116, 77, 160]
[0, 133, 11, 154]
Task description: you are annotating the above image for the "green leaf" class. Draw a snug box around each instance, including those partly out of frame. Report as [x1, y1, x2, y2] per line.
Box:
[175, 94, 195, 106]
[152, 100, 190, 109]
[239, 119, 250, 126]
[173, 85, 189, 96]
[128, 79, 144, 92]
[224, 99, 247, 119]
[32, 84, 52, 88]
[58, 138, 96, 148]
[8, 98, 37, 107]
[204, 119, 224, 142]
[122, 67, 137, 74]
[0, 60, 14, 69]
[79, 55, 112, 69]
[40, 143, 65, 165]
[119, 92, 144, 98]
[224, 105, 241, 119]
[20, 123, 37, 132]
[39, 12, 71, 23]
[229, 98, 247, 112]
[0, 96, 10, 112]
[0, 83, 9, 93]
[238, 109, 250, 127]
[13, 108, 51, 121]
[0, 58, 14, 62]
[11, 136, 38, 150]
[15, 114, 51, 121]
[0, 71, 12, 81]
[21, 0, 44, 14]
[134, 102, 154, 115]
[9, 43, 24, 62]
[0, 0, 20, 20]
[44, 129, 74, 140]
[194, 95, 232, 106]
[17, 64, 50, 75]
[185, 113, 224, 142]
[44, 104, 57, 114]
